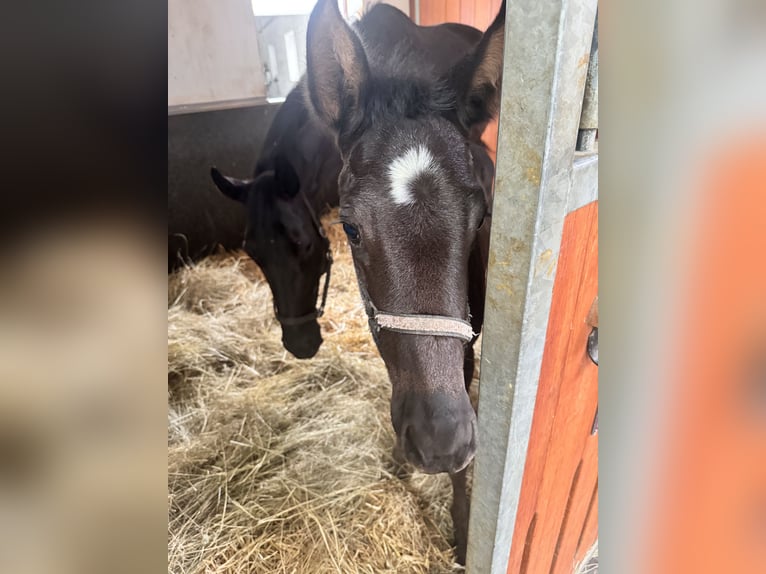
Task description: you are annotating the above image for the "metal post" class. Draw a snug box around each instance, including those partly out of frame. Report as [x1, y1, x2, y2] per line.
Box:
[577, 12, 599, 152]
[465, 1, 598, 573]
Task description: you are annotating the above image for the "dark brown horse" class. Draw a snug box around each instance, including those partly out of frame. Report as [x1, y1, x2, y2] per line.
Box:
[305, 0, 504, 562]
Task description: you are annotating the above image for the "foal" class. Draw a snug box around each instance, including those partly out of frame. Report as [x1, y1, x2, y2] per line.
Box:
[305, 0, 505, 563]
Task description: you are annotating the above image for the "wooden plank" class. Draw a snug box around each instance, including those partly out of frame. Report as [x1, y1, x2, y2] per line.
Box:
[552, 435, 598, 573]
[445, 0, 461, 23]
[474, 0, 492, 29]
[548, 208, 600, 573]
[432, 0, 446, 24]
[575, 478, 598, 562]
[419, 0, 446, 25]
[505, 202, 599, 574]
[460, 0, 475, 24]
[420, 0, 499, 29]
[417, 1, 502, 37]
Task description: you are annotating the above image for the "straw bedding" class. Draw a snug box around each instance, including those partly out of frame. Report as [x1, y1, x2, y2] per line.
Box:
[168, 216, 465, 573]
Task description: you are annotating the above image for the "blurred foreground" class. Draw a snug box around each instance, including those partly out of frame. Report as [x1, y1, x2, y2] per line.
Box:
[0, 218, 166, 574]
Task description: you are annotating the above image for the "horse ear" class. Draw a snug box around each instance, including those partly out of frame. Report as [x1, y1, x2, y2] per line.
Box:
[449, 1, 506, 136]
[306, 0, 369, 145]
[469, 142, 496, 202]
[210, 167, 252, 203]
[274, 155, 300, 199]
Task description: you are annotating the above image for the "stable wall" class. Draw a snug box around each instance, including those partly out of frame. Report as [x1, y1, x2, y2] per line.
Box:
[169, 0, 266, 106]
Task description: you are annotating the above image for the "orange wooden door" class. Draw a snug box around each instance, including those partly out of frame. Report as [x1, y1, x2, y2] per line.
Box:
[505, 201, 599, 574]
[416, 0, 503, 162]
[417, 0, 503, 29]
[643, 140, 766, 574]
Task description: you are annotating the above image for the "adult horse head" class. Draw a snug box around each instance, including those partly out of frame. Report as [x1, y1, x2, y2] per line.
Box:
[211, 153, 332, 359]
[306, 0, 504, 473]
[211, 88, 340, 360]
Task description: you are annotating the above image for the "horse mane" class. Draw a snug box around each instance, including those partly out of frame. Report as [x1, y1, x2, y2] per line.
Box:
[365, 74, 453, 120]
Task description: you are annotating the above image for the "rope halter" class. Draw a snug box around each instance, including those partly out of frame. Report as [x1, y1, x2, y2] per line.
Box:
[365, 300, 475, 344]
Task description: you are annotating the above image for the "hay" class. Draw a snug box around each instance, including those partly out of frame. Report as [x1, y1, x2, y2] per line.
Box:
[168, 212, 463, 573]
[574, 541, 598, 574]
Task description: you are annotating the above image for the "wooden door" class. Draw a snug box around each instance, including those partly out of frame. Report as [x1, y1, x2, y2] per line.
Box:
[644, 141, 766, 574]
[505, 201, 599, 573]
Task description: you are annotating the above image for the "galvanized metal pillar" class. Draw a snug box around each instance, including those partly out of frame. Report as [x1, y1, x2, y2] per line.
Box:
[465, 1, 598, 573]
[577, 11, 599, 152]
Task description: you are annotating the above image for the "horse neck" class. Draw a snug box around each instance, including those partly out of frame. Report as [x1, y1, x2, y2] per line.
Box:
[467, 220, 491, 336]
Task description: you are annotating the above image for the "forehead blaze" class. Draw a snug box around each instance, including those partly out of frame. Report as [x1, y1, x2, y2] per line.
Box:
[387, 145, 439, 206]
[342, 119, 486, 233]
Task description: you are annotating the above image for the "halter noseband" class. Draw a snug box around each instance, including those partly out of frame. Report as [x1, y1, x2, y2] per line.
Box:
[369, 306, 475, 343]
[273, 190, 333, 327]
[361, 289, 475, 344]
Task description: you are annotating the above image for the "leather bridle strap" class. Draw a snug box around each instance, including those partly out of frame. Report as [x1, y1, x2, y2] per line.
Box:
[273, 190, 333, 326]
[276, 306, 318, 326]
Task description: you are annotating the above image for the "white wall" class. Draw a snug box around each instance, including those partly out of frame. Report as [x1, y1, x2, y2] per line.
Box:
[168, 0, 266, 106]
[168, 0, 411, 107]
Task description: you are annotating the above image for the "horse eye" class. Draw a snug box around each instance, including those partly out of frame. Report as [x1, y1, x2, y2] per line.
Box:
[342, 222, 361, 244]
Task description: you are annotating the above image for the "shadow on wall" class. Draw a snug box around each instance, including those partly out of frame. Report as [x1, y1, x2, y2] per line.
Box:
[168, 102, 282, 270]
